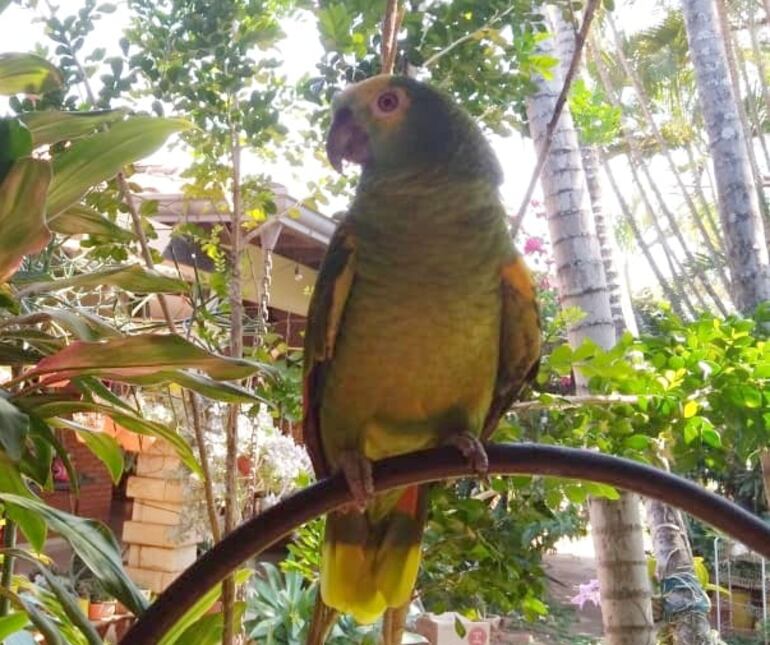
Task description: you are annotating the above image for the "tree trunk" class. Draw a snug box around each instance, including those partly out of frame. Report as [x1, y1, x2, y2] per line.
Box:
[589, 39, 728, 315]
[600, 151, 692, 319]
[527, 9, 654, 644]
[646, 499, 716, 644]
[550, 9, 636, 336]
[717, 0, 770, 226]
[581, 145, 637, 337]
[222, 127, 244, 645]
[589, 493, 654, 645]
[608, 14, 732, 298]
[683, 0, 770, 312]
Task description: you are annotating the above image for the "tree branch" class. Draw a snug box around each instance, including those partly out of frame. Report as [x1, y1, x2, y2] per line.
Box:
[123, 443, 770, 645]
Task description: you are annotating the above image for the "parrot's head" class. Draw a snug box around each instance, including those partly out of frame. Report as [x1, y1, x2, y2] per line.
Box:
[326, 75, 502, 185]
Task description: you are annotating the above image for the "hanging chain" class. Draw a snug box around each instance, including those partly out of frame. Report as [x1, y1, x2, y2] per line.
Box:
[257, 245, 273, 345]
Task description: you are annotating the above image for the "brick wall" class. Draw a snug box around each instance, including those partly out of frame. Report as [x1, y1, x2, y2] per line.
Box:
[42, 432, 113, 524]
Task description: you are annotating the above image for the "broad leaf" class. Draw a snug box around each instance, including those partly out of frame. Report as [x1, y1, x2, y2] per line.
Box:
[49, 417, 123, 484]
[0, 54, 63, 95]
[158, 570, 251, 645]
[24, 334, 262, 382]
[29, 401, 200, 476]
[0, 158, 52, 282]
[169, 371, 268, 404]
[0, 118, 33, 183]
[0, 466, 47, 551]
[175, 602, 245, 645]
[4, 548, 100, 645]
[19, 109, 127, 147]
[0, 493, 149, 616]
[0, 309, 121, 341]
[19, 265, 188, 296]
[0, 613, 28, 641]
[0, 396, 30, 461]
[47, 205, 134, 241]
[46, 116, 191, 216]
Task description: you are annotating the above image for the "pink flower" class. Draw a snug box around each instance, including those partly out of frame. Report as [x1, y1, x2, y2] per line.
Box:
[524, 236, 545, 255]
[570, 579, 601, 610]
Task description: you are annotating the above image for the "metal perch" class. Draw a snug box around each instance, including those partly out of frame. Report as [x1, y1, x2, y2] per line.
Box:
[122, 443, 770, 644]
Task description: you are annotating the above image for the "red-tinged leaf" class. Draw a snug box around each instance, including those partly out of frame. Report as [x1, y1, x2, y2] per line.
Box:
[0, 158, 52, 282]
[47, 204, 134, 241]
[24, 334, 262, 383]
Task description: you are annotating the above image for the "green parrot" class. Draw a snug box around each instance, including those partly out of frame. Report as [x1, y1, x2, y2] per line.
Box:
[303, 74, 541, 643]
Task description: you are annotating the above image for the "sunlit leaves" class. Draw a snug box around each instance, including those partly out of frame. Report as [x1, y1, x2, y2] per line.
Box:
[0, 53, 63, 96]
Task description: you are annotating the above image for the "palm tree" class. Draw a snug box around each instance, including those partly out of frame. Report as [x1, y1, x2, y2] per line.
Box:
[682, 0, 770, 312]
[527, 8, 654, 644]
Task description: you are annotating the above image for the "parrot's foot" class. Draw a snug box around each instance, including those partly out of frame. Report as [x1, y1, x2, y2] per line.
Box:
[448, 432, 489, 474]
[337, 451, 374, 512]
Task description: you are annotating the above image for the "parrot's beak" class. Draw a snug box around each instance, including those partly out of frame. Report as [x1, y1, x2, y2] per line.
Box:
[326, 107, 370, 173]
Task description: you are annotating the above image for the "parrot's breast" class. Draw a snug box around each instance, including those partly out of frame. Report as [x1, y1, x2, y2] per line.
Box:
[319, 189, 512, 465]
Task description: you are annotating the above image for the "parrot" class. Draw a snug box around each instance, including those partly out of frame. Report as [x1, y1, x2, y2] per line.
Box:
[303, 74, 541, 644]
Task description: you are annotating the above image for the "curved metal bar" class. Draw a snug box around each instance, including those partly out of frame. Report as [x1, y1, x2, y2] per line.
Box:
[122, 444, 770, 644]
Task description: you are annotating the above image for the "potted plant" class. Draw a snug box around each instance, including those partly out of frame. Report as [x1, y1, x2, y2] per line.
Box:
[82, 578, 116, 621]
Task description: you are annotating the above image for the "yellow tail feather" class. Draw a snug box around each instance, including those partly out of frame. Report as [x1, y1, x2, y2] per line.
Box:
[320, 486, 425, 624]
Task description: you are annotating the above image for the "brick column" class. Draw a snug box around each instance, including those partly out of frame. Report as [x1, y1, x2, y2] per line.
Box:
[123, 441, 199, 593]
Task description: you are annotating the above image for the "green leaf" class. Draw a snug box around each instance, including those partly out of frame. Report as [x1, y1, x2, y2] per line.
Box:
[0, 158, 52, 282]
[0, 309, 121, 341]
[47, 205, 134, 241]
[49, 417, 124, 484]
[623, 434, 649, 451]
[46, 116, 191, 216]
[19, 109, 128, 147]
[24, 334, 263, 383]
[0, 493, 149, 616]
[0, 396, 29, 462]
[0, 451, 47, 550]
[18, 265, 188, 296]
[158, 570, 251, 645]
[169, 371, 268, 404]
[0, 613, 28, 640]
[175, 602, 245, 645]
[4, 548, 100, 645]
[0, 53, 63, 95]
[702, 427, 722, 448]
[453, 615, 467, 639]
[29, 401, 201, 477]
[0, 119, 33, 182]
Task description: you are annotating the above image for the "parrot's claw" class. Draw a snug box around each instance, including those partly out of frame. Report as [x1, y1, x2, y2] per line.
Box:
[337, 451, 375, 512]
[449, 432, 489, 474]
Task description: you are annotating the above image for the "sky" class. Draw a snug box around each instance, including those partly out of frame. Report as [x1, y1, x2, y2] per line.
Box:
[1, 0, 674, 289]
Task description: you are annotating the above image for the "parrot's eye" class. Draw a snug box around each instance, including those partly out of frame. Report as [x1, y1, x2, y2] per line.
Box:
[376, 91, 400, 113]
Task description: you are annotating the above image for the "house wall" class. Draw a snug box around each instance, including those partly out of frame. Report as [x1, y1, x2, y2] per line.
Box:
[42, 432, 114, 524]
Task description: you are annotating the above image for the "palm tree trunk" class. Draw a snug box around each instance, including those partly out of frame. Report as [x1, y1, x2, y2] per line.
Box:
[551, 9, 636, 336]
[581, 145, 637, 336]
[748, 3, 770, 119]
[601, 151, 692, 319]
[683, 0, 770, 312]
[646, 499, 714, 643]
[527, 11, 654, 644]
[607, 15, 732, 297]
[590, 39, 729, 315]
[717, 0, 770, 230]
[589, 493, 653, 645]
[726, 5, 770, 168]
[685, 142, 724, 247]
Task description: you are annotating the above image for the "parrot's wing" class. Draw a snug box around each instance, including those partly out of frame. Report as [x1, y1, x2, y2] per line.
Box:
[481, 255, 541, 441]
[303, 218, 357, 478]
